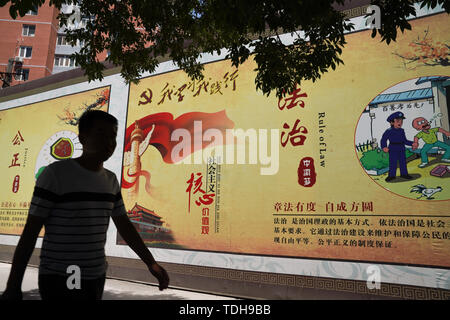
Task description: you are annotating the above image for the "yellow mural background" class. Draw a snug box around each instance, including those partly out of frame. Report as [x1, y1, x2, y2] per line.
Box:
[0, 87, 109, 235]
[125, 13, 450, 267]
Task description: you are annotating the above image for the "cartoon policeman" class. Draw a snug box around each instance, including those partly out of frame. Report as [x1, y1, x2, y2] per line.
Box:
[381, 111, 416, 182]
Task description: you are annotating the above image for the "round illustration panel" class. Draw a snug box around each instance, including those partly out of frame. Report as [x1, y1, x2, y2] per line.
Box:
[34, 130, 83, 179]
[355, 76, 450, 201]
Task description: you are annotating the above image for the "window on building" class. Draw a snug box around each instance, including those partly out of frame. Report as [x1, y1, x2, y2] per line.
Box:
[22, 25, 36, 37]
[57, 35, 70, 46]
[15, 69, 30, 81]
[18, 46, 32, 58]
[80, 17, 90, 27]
[57, 35, 84, 47]
[54, 55, 76, 67]
[25, 5, 38, 15]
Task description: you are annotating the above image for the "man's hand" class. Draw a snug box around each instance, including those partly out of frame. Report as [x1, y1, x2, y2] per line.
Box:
[1, 287, 23, 301]
[113, 214, 170, 291]
[412, 142, 418, 151]
[148, 262, 170, 291]
[383, 147, 389, 153]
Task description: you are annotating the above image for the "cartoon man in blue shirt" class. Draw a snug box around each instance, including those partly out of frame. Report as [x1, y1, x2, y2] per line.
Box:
[381, 111, 417, 182]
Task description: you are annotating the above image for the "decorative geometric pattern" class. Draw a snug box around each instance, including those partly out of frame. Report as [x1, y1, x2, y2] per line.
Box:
[2, 243, 449, 300]
[161, 262, 450, 300]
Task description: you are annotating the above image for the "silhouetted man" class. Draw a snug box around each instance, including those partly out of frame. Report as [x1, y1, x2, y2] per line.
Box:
[2, 110, 169, 300]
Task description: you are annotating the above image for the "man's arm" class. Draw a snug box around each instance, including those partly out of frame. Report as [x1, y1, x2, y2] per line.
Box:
[2, 214, 44, 300]
[412, 136, 419, 150]
[112, 214, 169, 290]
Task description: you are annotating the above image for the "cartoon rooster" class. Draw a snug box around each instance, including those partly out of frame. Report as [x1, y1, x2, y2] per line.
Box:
[410, 185, 442, 200]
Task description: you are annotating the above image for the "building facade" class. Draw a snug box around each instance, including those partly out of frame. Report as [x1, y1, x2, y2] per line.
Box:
[0, 1, 59, 87]
[0, 1, 108, 88]
[53, 3, 108, 74]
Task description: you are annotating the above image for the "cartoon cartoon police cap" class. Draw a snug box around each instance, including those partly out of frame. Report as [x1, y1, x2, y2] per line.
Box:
[387, 111, 406, 122]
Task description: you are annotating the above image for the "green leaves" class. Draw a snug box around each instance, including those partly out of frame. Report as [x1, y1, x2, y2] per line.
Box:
[420, 0, 450, 13]
[5, 0, 46, 18]
[1, 0, 448, 98]
[368, 0, 418, 44]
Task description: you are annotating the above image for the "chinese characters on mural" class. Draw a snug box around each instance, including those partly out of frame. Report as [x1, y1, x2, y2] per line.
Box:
[186, 171, 215, 235]
[272, 189, 448, 248]
[138, 70, 239, 107]
[297, 157, 317, 187]
[9, 131, 26, 193]
[186, 172, 215, 211]
[1, 201, 30, 208]
[207, 156, 221, 233]
[1, 131, 29, 230]
[273, 216, 448, 247]
[273, 201, 379, 247]
[185, 156, 221, 235]
[278, 85, 315, 186]
[273, 201, 374, 213]
[382, 102, 424, 112]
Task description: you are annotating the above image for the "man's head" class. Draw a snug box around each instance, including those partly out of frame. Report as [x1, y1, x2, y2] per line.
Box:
[387, 112, 406, 129]
[78, 110, 118, 161]
[412, 117, 430, 131]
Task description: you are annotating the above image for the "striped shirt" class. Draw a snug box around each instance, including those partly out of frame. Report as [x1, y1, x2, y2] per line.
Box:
[29, 159, 127, 279]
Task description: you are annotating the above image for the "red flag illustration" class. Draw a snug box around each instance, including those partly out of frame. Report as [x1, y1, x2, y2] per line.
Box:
[122, 110, 234, 190]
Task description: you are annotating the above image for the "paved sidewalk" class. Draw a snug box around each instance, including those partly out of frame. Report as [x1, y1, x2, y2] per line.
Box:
[0, 262, 238, 300]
